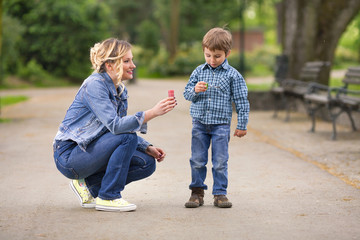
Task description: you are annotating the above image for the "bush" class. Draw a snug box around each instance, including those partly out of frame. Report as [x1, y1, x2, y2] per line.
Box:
[333, 46, 359, 69]
[135, 43, 280, 78]
[17, 59, 52, 85]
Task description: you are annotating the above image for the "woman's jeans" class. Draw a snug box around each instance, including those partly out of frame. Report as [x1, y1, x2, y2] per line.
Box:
[189, 120, 230, 195]
[53, 132, 155, 200]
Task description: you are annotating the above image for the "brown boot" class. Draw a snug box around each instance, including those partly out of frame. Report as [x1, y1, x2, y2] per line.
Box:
[214, 195, 232, 208]
[185, 187, 204, 208]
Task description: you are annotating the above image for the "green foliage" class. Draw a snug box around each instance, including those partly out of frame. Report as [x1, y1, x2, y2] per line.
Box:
[136, 41, 279, 78]
[4, 0, 112, 82]
[17, 59, 50, 85]
[2, 0, 359, 86]
[239, 45, 280, 76]
[333, 46, 359, 69]
[139, 42, 204, 77]
[136, 20, 161, 54]
[2, 13, 26, 75]
[15, 59, 73, 87]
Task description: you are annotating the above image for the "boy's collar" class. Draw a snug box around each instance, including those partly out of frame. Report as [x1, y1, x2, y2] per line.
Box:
[203, 59, 229, 70]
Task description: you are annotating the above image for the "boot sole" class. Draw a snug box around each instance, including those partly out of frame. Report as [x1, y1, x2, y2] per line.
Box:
[214, 202, 232, 208]
[185, 202, 203, 208]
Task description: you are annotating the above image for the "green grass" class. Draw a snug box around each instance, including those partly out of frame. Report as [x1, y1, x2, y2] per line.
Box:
[330, 77, 360, 91]
[0, 95, 29, 123]
[1, 95, 29, 108]
[247, 82, 272, 91]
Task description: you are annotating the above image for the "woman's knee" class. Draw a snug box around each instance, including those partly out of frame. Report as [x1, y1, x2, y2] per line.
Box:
[122, 133, 138, 145]
[132, 151, 156, 169]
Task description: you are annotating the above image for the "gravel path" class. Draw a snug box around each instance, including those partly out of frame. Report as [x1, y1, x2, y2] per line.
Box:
[0, 79, 359, 240]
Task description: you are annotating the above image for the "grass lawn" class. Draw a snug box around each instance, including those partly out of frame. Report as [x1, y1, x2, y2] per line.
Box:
[0, 95, 29, 123]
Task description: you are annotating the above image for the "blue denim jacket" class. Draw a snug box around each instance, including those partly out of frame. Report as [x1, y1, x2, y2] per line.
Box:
[54, 72, 150, 152]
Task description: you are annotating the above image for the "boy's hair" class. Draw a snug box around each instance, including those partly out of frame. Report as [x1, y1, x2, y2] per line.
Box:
[202, 27, 232, 55]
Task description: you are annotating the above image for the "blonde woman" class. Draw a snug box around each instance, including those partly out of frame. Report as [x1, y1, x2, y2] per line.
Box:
[53, 38, 176, 212]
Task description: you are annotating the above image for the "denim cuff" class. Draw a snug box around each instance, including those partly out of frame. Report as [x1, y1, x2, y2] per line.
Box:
[134, 111, 147, 134]
[137, 136, 151, 152]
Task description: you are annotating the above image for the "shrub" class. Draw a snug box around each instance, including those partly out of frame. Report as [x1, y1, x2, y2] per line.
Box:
[17, 59, 52, 85]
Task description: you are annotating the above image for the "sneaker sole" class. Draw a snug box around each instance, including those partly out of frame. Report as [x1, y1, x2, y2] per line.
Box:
[69, 181, 96, 209]
[95, 204, 137, 212]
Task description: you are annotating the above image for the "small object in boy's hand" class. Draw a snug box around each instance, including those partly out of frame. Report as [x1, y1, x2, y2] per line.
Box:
[168, 90, 175, 98]
[205, 83, 208, 89]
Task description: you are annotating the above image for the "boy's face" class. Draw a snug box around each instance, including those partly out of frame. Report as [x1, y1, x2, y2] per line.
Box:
[204, 47, 229, 68]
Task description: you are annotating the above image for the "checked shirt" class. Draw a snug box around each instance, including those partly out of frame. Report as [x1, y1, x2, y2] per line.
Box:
[183, 59, 249, 130]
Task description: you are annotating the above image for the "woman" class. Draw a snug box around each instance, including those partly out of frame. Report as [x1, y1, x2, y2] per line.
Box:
[53, 38, 176, 212]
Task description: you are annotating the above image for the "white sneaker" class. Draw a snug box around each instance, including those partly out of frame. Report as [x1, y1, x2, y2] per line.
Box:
[69, 179, 96, 209]
[95, 197, 137, 212]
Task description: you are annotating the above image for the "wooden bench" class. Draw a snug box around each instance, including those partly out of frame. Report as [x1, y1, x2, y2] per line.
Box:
[304, 66, 360, 140]
[272, 61, 330, 121]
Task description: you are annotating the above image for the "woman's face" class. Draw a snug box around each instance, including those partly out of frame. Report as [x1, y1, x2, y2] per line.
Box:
[121, 50, 136, 80]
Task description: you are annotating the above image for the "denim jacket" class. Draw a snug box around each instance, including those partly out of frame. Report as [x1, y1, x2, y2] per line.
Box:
[54, 72, 150, 152]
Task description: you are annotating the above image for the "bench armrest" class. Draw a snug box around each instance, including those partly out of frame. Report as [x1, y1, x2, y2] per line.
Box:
[307, 82, 340, 98]
[336, 87, 360, 97]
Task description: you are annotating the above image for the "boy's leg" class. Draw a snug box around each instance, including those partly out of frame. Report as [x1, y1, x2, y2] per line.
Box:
[185, 120, 210, 208]
[189, 120, 211, 190]
[211, 124, 231, 195]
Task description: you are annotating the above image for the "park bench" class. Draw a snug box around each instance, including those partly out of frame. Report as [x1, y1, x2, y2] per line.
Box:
[272, 61, 330, 121]
[304, 66, 360, 140]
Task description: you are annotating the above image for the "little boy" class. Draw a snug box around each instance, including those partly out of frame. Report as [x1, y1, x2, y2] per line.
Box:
[183, 27, 250, 208]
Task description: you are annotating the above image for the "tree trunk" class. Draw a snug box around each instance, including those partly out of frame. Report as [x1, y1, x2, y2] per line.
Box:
[279, 0, 360, 85]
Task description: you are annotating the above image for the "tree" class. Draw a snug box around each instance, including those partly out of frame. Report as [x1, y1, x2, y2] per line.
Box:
[278, 0, 360, 85]
[0, 0, 2, 84]
[4, 0, 112, 81]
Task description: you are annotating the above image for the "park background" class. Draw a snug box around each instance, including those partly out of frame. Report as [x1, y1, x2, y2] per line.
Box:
[1, 1, 360, 239]
[1, 0, 360, 92]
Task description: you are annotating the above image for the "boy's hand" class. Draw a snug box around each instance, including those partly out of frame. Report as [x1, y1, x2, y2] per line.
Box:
[195, 81, 207, 93]
[234, 129, 247, 138]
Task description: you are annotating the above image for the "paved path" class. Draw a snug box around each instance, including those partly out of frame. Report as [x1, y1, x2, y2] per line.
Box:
[0, 79, 359, 240]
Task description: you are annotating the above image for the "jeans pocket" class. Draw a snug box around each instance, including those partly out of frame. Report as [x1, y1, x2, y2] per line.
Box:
[53, 140, 79, 179]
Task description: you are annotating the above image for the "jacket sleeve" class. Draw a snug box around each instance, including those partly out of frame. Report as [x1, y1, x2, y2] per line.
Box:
[137, 136, 151, 152]
[83, 79, 145, 134]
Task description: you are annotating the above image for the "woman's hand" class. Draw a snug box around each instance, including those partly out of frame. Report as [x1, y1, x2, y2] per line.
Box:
[195, 81, 207, 93]
[144, 97, 177, 123]
[146, 146, 166, 162]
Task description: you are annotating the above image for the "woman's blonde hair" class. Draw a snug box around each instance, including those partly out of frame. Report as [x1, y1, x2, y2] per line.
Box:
[90, 38, 132, 91]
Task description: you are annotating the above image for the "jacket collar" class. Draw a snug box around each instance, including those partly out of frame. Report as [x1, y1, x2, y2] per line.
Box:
[99, 72, 122, 96]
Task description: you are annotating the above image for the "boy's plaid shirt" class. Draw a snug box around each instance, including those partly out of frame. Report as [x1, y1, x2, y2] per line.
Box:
[183, 59, 249, 130]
